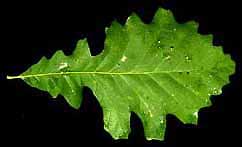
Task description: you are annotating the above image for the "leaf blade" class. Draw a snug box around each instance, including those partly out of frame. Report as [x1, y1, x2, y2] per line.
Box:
[8, 8, 235, 140]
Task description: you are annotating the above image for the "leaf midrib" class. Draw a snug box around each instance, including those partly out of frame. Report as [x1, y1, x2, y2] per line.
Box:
[7, 70, 196, 79]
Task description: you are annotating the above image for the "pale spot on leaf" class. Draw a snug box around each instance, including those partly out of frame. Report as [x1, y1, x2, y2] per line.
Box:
[58, 62, 68, 70]
[193, 111, 198, 118]
[121, 55, 128, 62]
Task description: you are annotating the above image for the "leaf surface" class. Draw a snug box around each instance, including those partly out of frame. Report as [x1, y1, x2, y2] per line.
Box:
[8, 8, 235, 140]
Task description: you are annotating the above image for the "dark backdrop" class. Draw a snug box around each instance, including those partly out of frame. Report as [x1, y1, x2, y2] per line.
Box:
[1, 0, 241, 146]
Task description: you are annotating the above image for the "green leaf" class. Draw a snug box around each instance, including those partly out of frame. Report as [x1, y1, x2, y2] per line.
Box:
[7, 8, 235, 140]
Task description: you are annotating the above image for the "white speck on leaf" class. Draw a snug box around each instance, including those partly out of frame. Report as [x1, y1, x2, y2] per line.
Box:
[149, 112, 153, 117]
[170, 46, 174, 52]
[185, 55, 192, 62]
[164, 55, 171, 61]
[58, 62, 68, 70]
[212, 87, 222, 95]
[193, 111, 198, 118]
[121, 55, 128, 62]
[127, 16, 130, 22]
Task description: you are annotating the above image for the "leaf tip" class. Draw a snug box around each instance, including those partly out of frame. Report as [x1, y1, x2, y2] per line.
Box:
[73, 39, 91, 58]
[126, 12, 143, 26]
[154, 7, 175, 22]
[69, 101, 81, 109]
[64, 94, 83, 110]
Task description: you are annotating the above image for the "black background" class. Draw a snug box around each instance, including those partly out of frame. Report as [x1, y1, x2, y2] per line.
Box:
[1, 0, 241, 146]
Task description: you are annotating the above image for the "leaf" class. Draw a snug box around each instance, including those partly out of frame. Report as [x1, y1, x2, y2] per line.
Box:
[7, 8, 235, 140]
